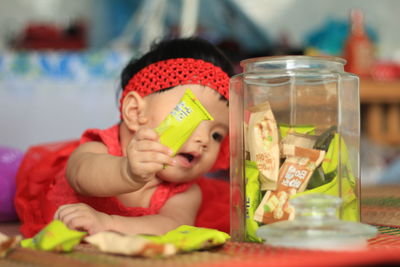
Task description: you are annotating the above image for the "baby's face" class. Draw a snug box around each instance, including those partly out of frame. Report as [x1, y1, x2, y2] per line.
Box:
[144, 85, 229, 182]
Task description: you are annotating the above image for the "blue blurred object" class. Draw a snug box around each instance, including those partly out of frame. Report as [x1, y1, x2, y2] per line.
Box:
[0, 146, 24, 222]
[1, 50, 132, 81]
[304, 18, 378, 56]
[380, 157, 400, 184]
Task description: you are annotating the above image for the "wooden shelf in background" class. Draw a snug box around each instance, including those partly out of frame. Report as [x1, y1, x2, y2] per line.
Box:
[360, 78, 400, 103]
[360, 78, 400, 145]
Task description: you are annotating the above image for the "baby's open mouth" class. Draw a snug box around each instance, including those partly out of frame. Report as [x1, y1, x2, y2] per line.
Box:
[175, 152, 197, 168]
[179, 153, 195, 162]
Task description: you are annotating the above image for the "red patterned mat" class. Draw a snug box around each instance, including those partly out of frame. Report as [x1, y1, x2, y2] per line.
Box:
[2, 185, 400, 266]
[201, 242, 400, 267]
[2, 227, 400, 267]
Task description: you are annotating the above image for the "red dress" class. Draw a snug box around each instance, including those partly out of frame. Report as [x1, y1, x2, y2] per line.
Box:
[15, 125, 230, 237]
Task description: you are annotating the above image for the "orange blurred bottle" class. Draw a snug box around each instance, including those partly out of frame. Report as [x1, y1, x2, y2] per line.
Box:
[343, 9, 375, 77]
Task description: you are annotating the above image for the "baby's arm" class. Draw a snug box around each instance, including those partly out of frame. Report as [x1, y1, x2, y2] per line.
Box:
[55, 183, 201, 235]
[66, 127, 173, 196]
[109, 183, 202, 235]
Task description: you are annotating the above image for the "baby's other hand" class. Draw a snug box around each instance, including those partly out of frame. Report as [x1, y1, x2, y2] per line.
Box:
[54, 203, 113, 235]
[126, 127, 174, 183]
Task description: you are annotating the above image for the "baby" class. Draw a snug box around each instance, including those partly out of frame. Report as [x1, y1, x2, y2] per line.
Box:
[15, 37, 234, 237]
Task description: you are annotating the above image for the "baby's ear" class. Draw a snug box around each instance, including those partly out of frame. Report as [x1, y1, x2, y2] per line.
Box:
[121, 91, 147, 131]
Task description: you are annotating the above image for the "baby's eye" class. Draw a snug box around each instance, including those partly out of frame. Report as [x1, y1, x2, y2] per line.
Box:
[212, 132, 224, 142]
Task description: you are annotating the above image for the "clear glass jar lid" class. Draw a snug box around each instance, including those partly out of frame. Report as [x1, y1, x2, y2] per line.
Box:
[240, 55, 346, 73]
[256, 194, 378, 251]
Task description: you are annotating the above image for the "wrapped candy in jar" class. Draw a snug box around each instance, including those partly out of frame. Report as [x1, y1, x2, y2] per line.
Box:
[229, 56, 362, 246]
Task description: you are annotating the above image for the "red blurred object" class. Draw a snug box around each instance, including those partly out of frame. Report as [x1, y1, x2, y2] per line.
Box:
[11, 20, 87, 51]
[371, 61, 400, 81]
[343, 9, 375, 77]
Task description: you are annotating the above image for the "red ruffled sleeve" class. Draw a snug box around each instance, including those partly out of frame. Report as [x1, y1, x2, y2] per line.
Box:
[15, 140, 80, 237]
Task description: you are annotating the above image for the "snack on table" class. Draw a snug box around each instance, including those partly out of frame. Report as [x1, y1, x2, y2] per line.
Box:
[85, 231, 176, 258]
[244, 160, 262, 242]
[142, 225, 230, 253]
[20, 220, 86, 252]
[0, 232, 21, 258]
[155, 89, 213, 155]
[254, 146, 325, 224]
[247, 101, 280, 190]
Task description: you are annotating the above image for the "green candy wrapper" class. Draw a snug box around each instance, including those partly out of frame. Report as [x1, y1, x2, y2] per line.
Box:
[141, 225, 230, 252]
[279, 123, 315, 138]
[295, 133, 358, 221]
[155, 89, 213, 155]
[294, 174, 358, 221]
[321, 133, 349, 174]
[20, 220, 86, 252]
[245, 160, 262, 242]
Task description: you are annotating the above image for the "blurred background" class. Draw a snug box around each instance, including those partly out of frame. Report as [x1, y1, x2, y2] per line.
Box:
[0, 0, 399, 185]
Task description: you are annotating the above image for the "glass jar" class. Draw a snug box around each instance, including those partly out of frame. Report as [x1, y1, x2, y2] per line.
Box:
[229, 56, 360, 242]
[255, 194, 377, 250]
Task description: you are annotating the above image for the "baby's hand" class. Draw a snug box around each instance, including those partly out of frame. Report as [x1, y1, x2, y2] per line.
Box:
[54, 203, 113, 235]
[126, 127, 174, 183]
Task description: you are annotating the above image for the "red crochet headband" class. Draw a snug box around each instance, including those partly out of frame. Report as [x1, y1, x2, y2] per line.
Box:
[120, 58, 229, 109]
[120, 58, 230, 170]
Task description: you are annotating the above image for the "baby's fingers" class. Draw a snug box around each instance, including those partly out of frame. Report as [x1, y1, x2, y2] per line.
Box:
[54, 203, 80, 220]
[63, 215, 93, 233]
[140, 150, 175, 165]
[134, 127, 160, 142]
[134, 140, 173, 156]
[54, 205, 93, 232]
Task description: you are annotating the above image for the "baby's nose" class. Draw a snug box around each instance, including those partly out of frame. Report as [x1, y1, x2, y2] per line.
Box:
[192, 127, 210, 147]
[194, 133, 209, 146]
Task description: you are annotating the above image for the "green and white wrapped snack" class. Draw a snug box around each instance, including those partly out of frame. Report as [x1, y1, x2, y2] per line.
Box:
[279, 123, 315, 138]
[295, 133, 358, 221]
[85, 231, 176, 258]
[20, 220, 86, 252]
[155, 89, 213, 155]
[141, 225, 230, 252]
[245, 160, 262, 242]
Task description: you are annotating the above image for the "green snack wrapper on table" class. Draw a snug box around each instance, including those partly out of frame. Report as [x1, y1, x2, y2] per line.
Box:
[20, 220, 86, 252]
[155, 89, 213, 155]
[141, 225, 230, 252]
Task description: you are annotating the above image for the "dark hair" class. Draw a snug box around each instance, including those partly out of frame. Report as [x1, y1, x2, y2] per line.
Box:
[119, 37, 234, 99]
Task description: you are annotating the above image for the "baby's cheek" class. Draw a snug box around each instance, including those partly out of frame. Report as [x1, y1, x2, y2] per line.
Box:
[205, 148, 220, 168]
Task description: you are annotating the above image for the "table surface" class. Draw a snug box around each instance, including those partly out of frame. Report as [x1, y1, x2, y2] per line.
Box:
[2, 184, 400, 267]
